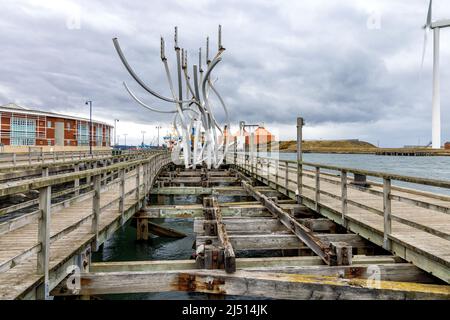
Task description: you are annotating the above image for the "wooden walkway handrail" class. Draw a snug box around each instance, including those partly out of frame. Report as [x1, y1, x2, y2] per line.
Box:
[229, 152, 450, 283]
[233, 153, 450, 190]
[0, 152, 169, 197]
[0, 149, 158, 173]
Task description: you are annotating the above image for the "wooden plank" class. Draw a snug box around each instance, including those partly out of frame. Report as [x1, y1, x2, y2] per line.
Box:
[36, 185, 50, 300]
[213, 198, 236, 273]
[51, 269, 450, 299]
[196, 234, 307, 250]
[242, 180, 346, 265]
[90, 255, 401, 272]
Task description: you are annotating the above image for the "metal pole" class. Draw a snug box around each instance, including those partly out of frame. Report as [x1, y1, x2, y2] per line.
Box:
[297, 117, 304, 204]
[156, 125, 161, 147]
[85, 101, 93, 155]
[141, 130, 146, 147]
[432, 27, 441, 149]
[114, 119, 119, 146]
[124, 134, 127, 148]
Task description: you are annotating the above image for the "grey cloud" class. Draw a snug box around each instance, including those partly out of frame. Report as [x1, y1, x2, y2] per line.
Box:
[0, 0, 449, 147]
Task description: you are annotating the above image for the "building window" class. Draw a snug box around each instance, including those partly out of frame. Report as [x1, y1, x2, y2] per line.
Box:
[96, 124, 103, 146]
[66, 122, 71, 129]
[48, 139, 51, 145]
[105, 127, 110, 145]
[47, 121, 52, 128]
[77, 122, 89, 146]
[10, 117, 36, 146]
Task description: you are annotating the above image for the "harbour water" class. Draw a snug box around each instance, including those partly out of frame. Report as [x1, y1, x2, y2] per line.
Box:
[92, 153, 450, 299]
[277, 153, 450, 195]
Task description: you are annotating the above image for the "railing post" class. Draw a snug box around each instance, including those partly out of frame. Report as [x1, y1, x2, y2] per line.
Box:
[12, 153, 16, 166]
[233, 136, 237, 165]
[53, 151, 56, 163]
[250, 133, 255, 177]
[296, 117, 304, 204]
[91, 174, 101, 250]
[143, 163, 148, 200]
[315, 166, 320, 211]
[266, 159, 270, 182]
[136, 164, 141, 202]
[284, 161, 289, 192]
[275, 159, 279, 189]
[119, 168, 125, 225]
[341, 170, 347, 228]
[74, 163, 80, 196]
[383, 177, 392, 251]
[37, 185, 51, 300]
[28, 151, 32, 165]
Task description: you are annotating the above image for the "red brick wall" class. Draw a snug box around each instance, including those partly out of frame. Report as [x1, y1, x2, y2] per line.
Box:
[0, 111, 111, 147]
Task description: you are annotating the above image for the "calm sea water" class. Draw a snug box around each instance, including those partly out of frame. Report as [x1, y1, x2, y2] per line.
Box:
[278, 153, 450, 181]
[92, 153, 450, 299]
[275, 153, 450, 195]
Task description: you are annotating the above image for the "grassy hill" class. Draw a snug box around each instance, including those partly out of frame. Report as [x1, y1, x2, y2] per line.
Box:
[265, 139, 377, 153]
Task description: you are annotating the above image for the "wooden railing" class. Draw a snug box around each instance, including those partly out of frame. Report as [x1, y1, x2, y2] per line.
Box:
[0, 150, 162, 219]
[0, 149, 112, 167]
[0, 151, 171, 297]
[227, 152, 450, 252]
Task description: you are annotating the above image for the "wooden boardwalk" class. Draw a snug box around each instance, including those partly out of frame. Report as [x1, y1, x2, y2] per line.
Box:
[229, 154, 450, 283]
[0, 152, 170, 299]
[50, 165, 450, 300]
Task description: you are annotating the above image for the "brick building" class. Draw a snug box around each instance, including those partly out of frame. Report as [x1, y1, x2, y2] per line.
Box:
[0, 103, 112, 148]
[233, 125, 275, 145]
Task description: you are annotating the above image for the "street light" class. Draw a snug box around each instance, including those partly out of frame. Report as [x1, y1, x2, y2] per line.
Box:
[114, 119, 119, 146]
[85, 100, 92, 155]
[141, 130, 146, 147]
[156, 125, 162, 147]
[123, 133, 128, 148]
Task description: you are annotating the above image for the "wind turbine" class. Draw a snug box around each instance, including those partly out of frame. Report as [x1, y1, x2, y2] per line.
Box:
[422, 0, 450, 149]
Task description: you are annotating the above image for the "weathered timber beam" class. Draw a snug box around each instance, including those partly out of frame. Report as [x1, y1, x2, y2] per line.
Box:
[212, 198, 235, 273]
[242, 181, 346, 265]
[194, 218, 286, 234]
[51, 269, 450, 299]
[89, 259, 435, 283]
[196, 233, 370, 251]
[143, 202, 303, 218]
[90, 255, 402, 272]
[298, 218, 337, 232]
[150, 186, 280, 197]
[199, 197, 236, 273]
[158, 177, 238, 184]
[196, 234, 307, 250]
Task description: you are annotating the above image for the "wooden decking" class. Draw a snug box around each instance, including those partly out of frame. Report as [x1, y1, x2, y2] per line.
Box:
[50, 165, 449, 299]
[0, 152, 170, 299]
[230, 155, 450, 283]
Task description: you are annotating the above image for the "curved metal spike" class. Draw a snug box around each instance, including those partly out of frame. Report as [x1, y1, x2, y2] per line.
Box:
[123, 82, 177, 114]
[113, 37, 191, 104]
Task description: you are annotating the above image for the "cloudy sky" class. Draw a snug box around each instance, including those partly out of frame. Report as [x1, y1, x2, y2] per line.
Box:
[1, 0, 449, 147]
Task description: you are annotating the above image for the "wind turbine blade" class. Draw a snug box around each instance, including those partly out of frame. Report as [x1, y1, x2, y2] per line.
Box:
[426, 0, 432, 27]
[421, 28, 428, 69]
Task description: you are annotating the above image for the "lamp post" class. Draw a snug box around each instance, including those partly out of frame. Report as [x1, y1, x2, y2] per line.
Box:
[141, 130, 146, 147]
[114, 119, 119, 146]
[123, 133, 128, 148]
[85, 100, 92, 155]
[156, 125, 162, 147]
